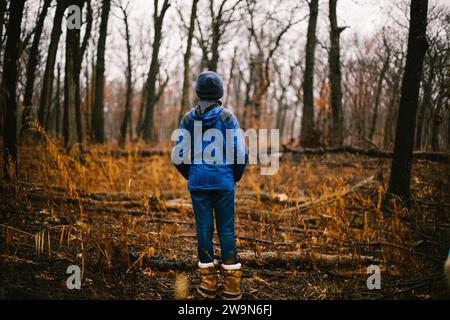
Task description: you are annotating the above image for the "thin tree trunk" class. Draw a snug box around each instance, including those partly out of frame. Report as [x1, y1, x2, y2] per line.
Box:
[225, 47, 237, 108]
[119, 6, 133, 147]
[430, 91, 445, 152]
[142, 0, 170, 143]
[300, 0, 319, 147]
[64, 2, 82, 152]
[74, 0, 92, 146]
[388, 0, 429, 204]
[87, 53, 95, 139]
[179, 0, 198, 122]
[0, 0, 6, 134]
[22, 0, 52, 125]
[2, 0, 25, 181]
[368, 49, 390, 141]
[38, 0, 67, 130]
[233, 63, 242, 119]
[136, 80, 148, 137]
[91, 0, 111, 143]
[415, 96, 426, 150]
[328, 0, 345, 147]
[209, 19, 220, 72]
[447, 108, 450, 151]
[415, 54, 436, 150]
[84, 61, 90, 142]
[0, 0, 6, 44]
[55, 63, 61, 137]
[383, 67, 402, 150]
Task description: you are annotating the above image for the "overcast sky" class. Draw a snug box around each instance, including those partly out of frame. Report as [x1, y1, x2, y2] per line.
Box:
[99, 0, 448, 80]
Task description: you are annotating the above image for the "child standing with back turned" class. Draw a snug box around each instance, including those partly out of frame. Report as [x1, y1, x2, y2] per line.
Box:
[173, 71, 248, 300]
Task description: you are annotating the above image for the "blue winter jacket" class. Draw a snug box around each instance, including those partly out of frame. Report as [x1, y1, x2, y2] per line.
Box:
[173, 103, 248, 191]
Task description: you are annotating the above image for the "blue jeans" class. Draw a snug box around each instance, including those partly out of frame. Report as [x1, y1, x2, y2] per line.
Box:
[190, 190, 238, 264]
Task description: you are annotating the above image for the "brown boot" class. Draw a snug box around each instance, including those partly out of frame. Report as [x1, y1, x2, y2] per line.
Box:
[221, 263, 243, 300]
[197, 261, 218, 299]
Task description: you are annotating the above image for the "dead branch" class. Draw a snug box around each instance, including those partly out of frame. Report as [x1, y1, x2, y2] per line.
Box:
[279, 175, 376, 216]
[93, 147, 169, 158]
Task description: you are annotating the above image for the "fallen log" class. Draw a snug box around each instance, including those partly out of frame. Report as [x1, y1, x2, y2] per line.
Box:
[237, 191, 290, 203]
[238, 250, 378, 267]
[20, 182, 293, 204]
[140, 250, 378, 272]
[282, 145, 450, 163]
[98, 147, 169, 158]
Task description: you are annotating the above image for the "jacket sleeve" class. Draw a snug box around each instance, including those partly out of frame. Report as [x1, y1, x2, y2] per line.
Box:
[230, 116, 248, 182]
[173, 117, 191, 180]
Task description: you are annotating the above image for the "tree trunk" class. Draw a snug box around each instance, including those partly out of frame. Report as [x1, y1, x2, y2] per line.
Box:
[328, 0, 345, 147]
[179, 0, 198, 122]
[2, 0, 25, 181]
[142, 0, 170, 143]
[119, 6, 133, 147]
[300, 0, 319, 147]
[38, 0, 67, 130]
[74, 0, 92, 146]
[388, 0, 429, 204]
[383, 68, 402, 150]
[22, 0, 52, 125]
[64, 2, 83, 152]
[225, 47, 237, 108]
[448, 107, 450, 151]
[0, 0, 6, 134]
[55, 63, 61, 137]
[415, 53, 436, 150]
[91, 0, 111, 143]
[430, 89, 445, 152]
[209, 19, 220, 73]
[0, 0, 6, 44]
[136, 80, 148, 137]
[368, 49, 390, 142]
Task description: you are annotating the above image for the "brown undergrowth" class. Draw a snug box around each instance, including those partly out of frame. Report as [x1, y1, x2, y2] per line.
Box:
[0, 136, 449, 299]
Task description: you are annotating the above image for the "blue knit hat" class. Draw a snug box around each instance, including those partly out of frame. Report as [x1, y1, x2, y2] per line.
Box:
[196, 71, 224, 100]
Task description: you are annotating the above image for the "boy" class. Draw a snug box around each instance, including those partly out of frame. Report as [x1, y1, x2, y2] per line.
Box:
[173, 71, 248, 300]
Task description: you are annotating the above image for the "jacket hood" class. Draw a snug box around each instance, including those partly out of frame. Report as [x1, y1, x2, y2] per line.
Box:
[189, 103, 224, 127]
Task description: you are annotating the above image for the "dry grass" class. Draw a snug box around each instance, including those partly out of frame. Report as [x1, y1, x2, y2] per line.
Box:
[0, 134, 449, 299]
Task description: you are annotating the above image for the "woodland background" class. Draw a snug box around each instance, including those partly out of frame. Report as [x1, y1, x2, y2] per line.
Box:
[0, 0, 449, 300]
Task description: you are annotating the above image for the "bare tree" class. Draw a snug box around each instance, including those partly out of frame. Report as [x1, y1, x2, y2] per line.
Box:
[383, 42, 405, 150]
[0, 0, 6, 44]
[38, 0, 68, 129]
[196, 0, 242, 72]
[388, 0, 429, 203]
[328, 0, 346, 146]
[22, 0, 52, 126]
[368, 33, 391, 142]
[142, 0, 170, 142]
[243, 0, 303, 127]
[115, 0, 134, 146]
[75, 0, 93, 144]
[178, 0, 199, 121]
[55, 63, 61, 137]
[300, 0, 319, 147]
[92, 0, 111, 143]
[2, 0, 25, 180]
[64, 0, 86, 151]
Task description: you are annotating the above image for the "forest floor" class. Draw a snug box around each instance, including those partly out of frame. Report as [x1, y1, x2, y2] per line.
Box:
[0, 141, 449, 300]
